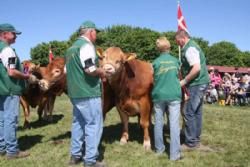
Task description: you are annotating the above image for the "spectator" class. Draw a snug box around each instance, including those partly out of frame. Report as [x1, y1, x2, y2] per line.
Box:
[205, 84, 217, 104]
[244, 68, 250, 84]
[222, 73, 232, 101]
[232, 68, 242, 82]
[236, 77, 248, 105]
[210, 69, 222, 90]
[226, 78, 239, 105]
[217, 85, 226, 106]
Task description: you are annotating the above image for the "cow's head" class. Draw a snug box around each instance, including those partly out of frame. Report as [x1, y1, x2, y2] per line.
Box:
[22, 60, 40, 74]
[38, 57, 66, 91]
[98, 47, 136, 79]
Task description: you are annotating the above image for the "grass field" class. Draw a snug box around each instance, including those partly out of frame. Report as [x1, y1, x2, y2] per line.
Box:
[0, 95, 249, 167]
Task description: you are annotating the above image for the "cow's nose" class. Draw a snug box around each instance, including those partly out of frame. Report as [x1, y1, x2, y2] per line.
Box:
[103, 64, 115, 74]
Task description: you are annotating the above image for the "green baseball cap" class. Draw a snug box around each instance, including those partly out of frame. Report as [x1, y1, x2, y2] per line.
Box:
[0, 23, 21, 35]
[79, 21, 100, 32]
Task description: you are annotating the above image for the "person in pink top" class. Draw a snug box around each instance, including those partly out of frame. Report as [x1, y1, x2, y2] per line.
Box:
[209, 69, 222, 90]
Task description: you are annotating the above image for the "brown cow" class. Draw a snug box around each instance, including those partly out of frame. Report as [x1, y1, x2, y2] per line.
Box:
[99, 47, 153, 150]
[21, 57, 66, 128]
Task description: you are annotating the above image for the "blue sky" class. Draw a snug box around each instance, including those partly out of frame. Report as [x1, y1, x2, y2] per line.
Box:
[1, 0, 249, 61]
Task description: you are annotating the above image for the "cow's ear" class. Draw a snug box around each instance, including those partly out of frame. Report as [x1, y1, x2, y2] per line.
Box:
[125, 53, 137, 62]
[96, 48, 104, 59]
[124, 61, 135, 78]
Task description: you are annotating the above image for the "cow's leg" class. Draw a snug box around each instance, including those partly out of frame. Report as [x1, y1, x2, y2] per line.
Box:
[46, 95, 56, 122]
[117, 107, 129, 145]
[20, 96, 31, 128]
[43, 101, 49, 121]
[37, 97, 48, 121]
[139, 97, 151, 150]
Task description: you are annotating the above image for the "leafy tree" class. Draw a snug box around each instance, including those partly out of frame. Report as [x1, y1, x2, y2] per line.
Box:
[192, 37, 210, 56]
[96, 25, 160, 61]
[30, 25, 248, 68]
[67, 32, 78, 47]
[206, 41, 242, 66]
[240, 51, 250, 67]
[30, 40, 68, 65]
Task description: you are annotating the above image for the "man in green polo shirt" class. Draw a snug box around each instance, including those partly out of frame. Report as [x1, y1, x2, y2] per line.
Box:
[0, 23, 36, 159]
[175, 30, 209, 150]
[152, 37, 182, 160]
[65, 21, 106, 167]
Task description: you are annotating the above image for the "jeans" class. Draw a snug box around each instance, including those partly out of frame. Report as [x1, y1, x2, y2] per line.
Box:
[70, 97, 103, 165]
[0, 95, 20, 155]
[154, 100, 181, 160]
[184, 84, 208, 147]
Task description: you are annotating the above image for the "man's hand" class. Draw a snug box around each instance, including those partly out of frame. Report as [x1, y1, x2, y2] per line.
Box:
[98, 68, 107, 82]
[180, 78, 187, 87]
[27, 74, 39, 84]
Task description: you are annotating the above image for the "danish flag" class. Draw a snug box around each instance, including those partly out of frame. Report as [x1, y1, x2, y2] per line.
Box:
[177, 2, 189, 34]
[49, 48, 54, 63]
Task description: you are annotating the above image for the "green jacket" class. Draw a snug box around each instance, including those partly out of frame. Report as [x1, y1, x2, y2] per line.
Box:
[151, 52, 181, 102]
[65, 37, 101, 98]
[181, 39, 210, 87]
[0, 40, 25, 95]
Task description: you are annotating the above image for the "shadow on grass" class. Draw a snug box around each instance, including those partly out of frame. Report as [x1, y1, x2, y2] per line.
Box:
[102, 122, 173, 155]
[18, 134, 44, 150]
[18, 114, 64, 130]
[102, 122, 145, 144]
[102, 122, 171, 142]
[51, 131, 71, 141]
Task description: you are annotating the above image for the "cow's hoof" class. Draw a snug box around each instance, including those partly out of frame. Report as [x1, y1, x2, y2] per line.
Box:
[120, 137, 128, 145]
[143, 140, 151, 150]
[23, 122, 31, 129]
[42, 116, 53, 122]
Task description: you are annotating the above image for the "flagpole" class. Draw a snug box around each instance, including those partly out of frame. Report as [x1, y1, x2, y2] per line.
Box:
[177, 0, 181, 62]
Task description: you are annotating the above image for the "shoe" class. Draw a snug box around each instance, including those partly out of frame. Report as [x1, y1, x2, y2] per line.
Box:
[155, 150, 165, 156]
[181, 144, 198, 151]
[85, 161, 106, 167]
[6, 151, 30, 159]
[173, 155, 184, 161]
[68, 156, 82, 165]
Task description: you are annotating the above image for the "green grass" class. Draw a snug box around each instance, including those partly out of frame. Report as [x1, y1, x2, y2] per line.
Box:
[0, 95, 249, 167]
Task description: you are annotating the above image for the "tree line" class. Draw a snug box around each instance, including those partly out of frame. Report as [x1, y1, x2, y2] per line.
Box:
[30, 25, 250, 67]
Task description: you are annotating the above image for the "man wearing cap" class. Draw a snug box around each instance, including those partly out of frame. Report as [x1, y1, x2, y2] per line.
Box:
[65, 21, 106, 167]
[0, 23, 36, 159]
[175, 30, 209, 150]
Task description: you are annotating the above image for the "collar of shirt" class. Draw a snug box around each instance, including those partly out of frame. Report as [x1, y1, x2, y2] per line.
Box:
[182, 39, 190, 49]
[80, 36, 93, 46]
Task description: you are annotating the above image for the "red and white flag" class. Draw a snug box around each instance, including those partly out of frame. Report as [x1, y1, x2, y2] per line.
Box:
[177, 2, 189, 34]
[49, 48, 54, 63]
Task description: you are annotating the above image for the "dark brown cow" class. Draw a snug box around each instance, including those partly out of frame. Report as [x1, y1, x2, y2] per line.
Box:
[99, 47, 153, 150]
[20, 57, 66, 128]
